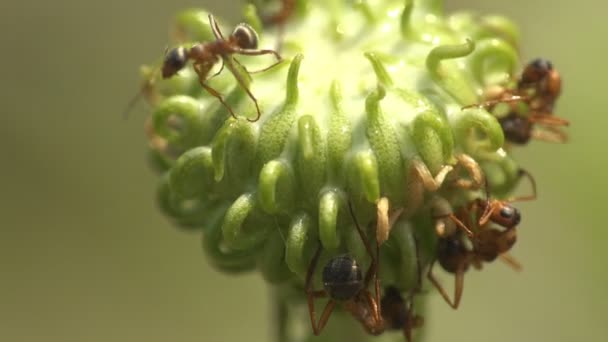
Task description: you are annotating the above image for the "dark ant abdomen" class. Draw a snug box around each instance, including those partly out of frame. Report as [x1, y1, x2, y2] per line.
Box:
[499, 113, 533, 144]
[437, 236, 469, 273]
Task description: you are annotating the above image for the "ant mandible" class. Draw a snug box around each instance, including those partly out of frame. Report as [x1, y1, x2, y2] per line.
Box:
[162, 14, 282, 122]
[305, 201, 385, 335]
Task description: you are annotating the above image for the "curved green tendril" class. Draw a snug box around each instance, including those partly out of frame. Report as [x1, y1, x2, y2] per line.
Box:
[364, 52, 394, 87]
[469, 38, 519, 86]
[411, 110, 455, 173]
[327, 81, 352, 183]
[169, 146, 214, 199]
[211, 118, 256, 183]
[349, 151, 380, 203]
[286, 213, 317, 279]
[222, 193, 272, 250]
[319, 189, 342, 250]
[258, 160, 296, 214]
[296, 115, 327, 205]
[426, 39, 477, 104]
[451, 107, 505, 156]
[153, 95, 205, 151]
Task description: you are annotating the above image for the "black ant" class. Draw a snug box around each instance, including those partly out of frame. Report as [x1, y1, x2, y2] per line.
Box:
[162, 14, 282, 122]
[466, 58, 569, 144]
[305, 201, 385, 335]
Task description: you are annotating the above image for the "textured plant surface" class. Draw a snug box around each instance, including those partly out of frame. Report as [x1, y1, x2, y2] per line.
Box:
[138, 0, 542, 341]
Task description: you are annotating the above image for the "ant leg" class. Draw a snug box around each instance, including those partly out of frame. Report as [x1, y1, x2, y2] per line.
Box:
[207, 61, 226, 80]
[208, 14, 227, 41]
[451, 154, 484, 190]
[531, 126, 568, 143]
[507, 169, 538, 202]
[222, 58, 263, 122]
[477, 201, 501, 227]
[461, 94, 528, 110]
[529, 113, 570, 126]
[305, 245, 334, 335]
[361, 290, 384, 334]
[199, 81, 239, 120]
[412, 159, 454, 192]
[348, 200, 381, 306]
[232, 57, 281, 75]
[500, 253, 523, 272]
[427, 260, 462, 309]
[434, 213, 474, 237]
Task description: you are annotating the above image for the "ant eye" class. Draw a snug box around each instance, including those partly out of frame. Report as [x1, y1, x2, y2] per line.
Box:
[232, 23, 259, 50]
[162, 47, 188, 79]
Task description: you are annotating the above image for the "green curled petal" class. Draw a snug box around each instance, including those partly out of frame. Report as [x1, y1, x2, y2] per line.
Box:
[169, 146, 214, 199]
[451, 107, 505, 156]
[348, 151, 381, 203]
[202, 204, 257, 273]
[426, 39, 477, 104]
[211, 118, 256, 183]
[153, 95, 205, 150]
[222, 193, 272, 250]
[286, 213, 317, 280]
[296, 115, 327, 204]
[258, 160, 295, 214]
[257, 231, 292, 284]
[319, 189, 342, 250]
[411, 110, 455, 173]
[469, 38, 518, 86]
[285, 54, 304, 108]
[400, 0, 414, 38]
[327, 81, 352, 183]
[173, 9, 214, 42]
[480, 15, 520, 47]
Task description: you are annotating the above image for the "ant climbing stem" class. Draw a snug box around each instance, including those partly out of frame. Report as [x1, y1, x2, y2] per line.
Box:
[161, 14, 282, 122]
[304, 200, 385, 336]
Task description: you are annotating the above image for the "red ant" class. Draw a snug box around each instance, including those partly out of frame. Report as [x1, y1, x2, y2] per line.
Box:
[467, 58, 569, 144]
[439, 169, 537, 238]
[305, 201, 385, 335]
[162, 14, 282, 122]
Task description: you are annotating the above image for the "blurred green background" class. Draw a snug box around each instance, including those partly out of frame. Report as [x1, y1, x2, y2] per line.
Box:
[1, 0, 605, 341]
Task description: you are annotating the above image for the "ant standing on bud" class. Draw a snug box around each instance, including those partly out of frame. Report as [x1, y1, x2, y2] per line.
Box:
[162, 14, 282, 122]
[427, 170, 536, 309]
[305, 201, 385, 336]
[466, 58, 569, 144]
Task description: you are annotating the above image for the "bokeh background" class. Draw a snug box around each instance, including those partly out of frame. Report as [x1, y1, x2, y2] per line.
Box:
[1, 0, 605, 341]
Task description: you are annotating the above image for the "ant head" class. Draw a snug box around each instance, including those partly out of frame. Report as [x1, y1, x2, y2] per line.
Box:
[322, 254, 363, 301]
[492, 204, 521, 229]
[162, 47, 189, 79]
[520, 58, 553, 85]
[231, 23, 259, 50]
[498, 113, 533, 145]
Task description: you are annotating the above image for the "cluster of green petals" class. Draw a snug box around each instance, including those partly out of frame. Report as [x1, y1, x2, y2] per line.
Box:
[145, 0, 526, 301]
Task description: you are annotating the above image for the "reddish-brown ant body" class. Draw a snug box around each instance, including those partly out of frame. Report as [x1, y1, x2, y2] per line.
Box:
[162, 14, 281, 122]
[467, 58, 569, 144]
[305, 202, 385, 336]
